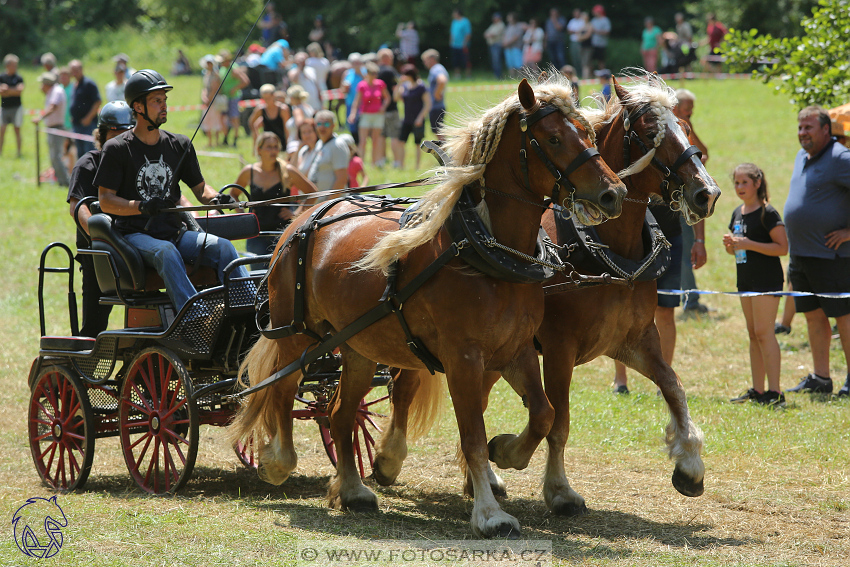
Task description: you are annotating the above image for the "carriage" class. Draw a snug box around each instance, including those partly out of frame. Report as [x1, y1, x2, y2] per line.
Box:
[28, 198, 388, 495]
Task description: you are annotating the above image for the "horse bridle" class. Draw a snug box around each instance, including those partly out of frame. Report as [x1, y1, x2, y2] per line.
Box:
[621, 103, 702, 208]
[518, 104, 600, 211]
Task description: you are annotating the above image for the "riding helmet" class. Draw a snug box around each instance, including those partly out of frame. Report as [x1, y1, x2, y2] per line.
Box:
[124, 69, 173, 106]
[98, 101, 135, 129]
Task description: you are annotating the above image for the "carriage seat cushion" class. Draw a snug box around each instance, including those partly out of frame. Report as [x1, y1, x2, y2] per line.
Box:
[40, 336, 96, 352]
[193, 213, 260, 241]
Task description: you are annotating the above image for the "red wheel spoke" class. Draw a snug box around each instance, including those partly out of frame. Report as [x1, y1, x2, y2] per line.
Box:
[45, 442, 58, 474]
[163, 427, 190, 447]
[161, 397, 188, 421]
[133, 432, 154, 466]
[362, 394, 390, 409]
[145, 436, 161, 491]
[33, 431, 53, 442]
[354, 427, 365, 478]
[130, 381, 154, 413]
[162, 442, 182, 485]
[66, 445, 80, 479]
[65, 399, 82, 422]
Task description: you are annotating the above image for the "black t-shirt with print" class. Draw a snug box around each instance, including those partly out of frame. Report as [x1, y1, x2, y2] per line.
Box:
[728, 203, 785, 291]
[0, 73, 24, 108]
[67, 149, 103, 249]
[94, 130, 204, 240]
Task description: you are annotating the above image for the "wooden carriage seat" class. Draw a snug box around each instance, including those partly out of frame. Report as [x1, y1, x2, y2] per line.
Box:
[87, 212, 260, 296]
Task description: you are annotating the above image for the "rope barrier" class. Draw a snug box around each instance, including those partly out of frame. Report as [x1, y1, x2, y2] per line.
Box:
[659, 289, 850, 299]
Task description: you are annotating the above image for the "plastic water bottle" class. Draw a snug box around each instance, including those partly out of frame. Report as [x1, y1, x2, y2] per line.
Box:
[733, 220, 747, 264]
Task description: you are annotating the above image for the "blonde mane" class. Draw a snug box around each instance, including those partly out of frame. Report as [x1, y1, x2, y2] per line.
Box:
[356, 73, 590, 274]
[580, 71, 678, 178]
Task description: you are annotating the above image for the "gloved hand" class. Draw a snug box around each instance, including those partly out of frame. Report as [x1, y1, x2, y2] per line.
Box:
[138, 196, 174, 216]
[210, 193, 237, 207]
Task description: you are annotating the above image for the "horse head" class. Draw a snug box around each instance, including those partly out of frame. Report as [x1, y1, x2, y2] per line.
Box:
[610, 78, 720, 224]
[514, 78, 626, 225]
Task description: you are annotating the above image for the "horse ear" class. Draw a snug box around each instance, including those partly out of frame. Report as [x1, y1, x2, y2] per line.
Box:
[613, 77, 629, 102]
[518, 79, 536, 112]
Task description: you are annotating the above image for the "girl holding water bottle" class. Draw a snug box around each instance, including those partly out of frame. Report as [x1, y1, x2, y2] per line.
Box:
[724, 163, 789, 405]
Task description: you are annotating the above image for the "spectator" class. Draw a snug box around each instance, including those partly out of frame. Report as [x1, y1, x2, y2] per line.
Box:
[348, 62, 390, 168]
[68, 59, 101, 157]
[232, 131, 318, 264]
[377, 48, 403, 168]
[288, 51, 323, 115]
[449, 9, 472, 79]
[342, 53, 365, 144]
[285, 84, 315, 160]
[783, 106, 850, 397]
[640, 17, 663, 73]
[258, 38, 291, 76]
[308, 15, 325, 46]
[724, 164, 788, 406]
[306, 42, 331, 93]
[502, 13, 526, 78]
[58, 66, 76, 171]
[172, 49, 192, 76]
[484, 12, 506, 79]
[590, 4, 611, 72]
[33, 71, 70, 186]
[40, 52, 58, 73]
[296, 118, 320, 175]
[105, 62, 128, 103]
[248, 83, 290, 154]
[396, 21, 421, 66]
[216, 49, 250, 147]
[259, 3, 285, 46]
[595, 68, 612, 102]
[307, 109, 350, 195]
[522, 18, 545, 73]
[545, 8, 567, 70]
[577, 12, 594, 80]
[703, 13, 728, 72]
[0, 53, 25, 158]
[65, 101, 135, 336]
[674, 89, 711, 316]
[394, 64, 430, 170]
[199, 54, 225, 148]
[675, 12, 693, 43]
[421, 49, 448, 141]
[560, 65, 580, 104]
[567, 9, 586, 77]
[112, 53, 136, 76]
[338, 133, 368, 188]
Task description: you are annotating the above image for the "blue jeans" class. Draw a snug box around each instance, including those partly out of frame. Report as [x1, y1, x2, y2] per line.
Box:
[73, 122, 96, 157]
[125, 231, 250, 311]
[489, 44, 503, 78]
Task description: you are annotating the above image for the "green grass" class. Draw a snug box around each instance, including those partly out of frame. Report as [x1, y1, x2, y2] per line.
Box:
[2, 55, 849, 566]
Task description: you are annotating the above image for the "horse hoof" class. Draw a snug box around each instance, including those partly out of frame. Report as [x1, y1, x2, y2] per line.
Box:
[495, 524, 522, 539]
[372, 458, 399, 487]
[492, 483, 507, 498]
[672, 466, 704, 497]
[487, 434, 517, 465]
[341, 498, 379, 513]
[551, 501, 588, 516]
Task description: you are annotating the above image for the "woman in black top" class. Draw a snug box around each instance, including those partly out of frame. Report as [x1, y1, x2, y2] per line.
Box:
[232, 132, 318, 266]
[248, 84, 290, 155]
[723, 163, 788, 405]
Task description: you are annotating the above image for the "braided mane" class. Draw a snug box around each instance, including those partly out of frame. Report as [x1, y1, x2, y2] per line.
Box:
[356, 73, 589, 274]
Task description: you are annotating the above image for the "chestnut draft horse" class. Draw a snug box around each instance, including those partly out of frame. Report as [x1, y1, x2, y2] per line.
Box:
[229, 77, 627, 537]
[374, 75, 720, 513]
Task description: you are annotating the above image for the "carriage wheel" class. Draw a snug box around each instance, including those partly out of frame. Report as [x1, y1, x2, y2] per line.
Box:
[319, 388, 389, 478]
[119, 347, 198, 494]
[28, 366, 95, 491]
[233, 435, 259, 469]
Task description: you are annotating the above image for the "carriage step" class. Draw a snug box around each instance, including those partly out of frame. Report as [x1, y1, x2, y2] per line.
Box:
[39, 336, 96, 352]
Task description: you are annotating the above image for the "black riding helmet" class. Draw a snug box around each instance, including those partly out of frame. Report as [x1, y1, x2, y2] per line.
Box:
[98, 101, 135, 130]
[124, 69, 173, 130]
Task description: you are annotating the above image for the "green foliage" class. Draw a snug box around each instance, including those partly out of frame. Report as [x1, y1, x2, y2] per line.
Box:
[723, 0, 850, 108]
[139, 0, 257, 43]
[684, 0, 816, 37]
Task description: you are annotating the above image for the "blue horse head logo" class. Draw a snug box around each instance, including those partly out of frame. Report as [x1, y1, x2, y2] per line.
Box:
[12, 496, 68, 559]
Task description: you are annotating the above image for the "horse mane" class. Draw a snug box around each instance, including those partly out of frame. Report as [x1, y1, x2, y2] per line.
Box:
[356, 72, 591, 274]
[580, 70, 678, 178]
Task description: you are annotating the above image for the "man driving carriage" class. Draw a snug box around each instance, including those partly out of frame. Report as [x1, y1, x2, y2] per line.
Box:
[94, 69, 250, 313]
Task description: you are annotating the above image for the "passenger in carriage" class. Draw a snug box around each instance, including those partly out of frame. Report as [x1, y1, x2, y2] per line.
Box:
[94, 69, 251, 313]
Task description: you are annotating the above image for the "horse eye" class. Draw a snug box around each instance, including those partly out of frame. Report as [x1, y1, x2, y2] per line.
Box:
[548, 136, 560, 145]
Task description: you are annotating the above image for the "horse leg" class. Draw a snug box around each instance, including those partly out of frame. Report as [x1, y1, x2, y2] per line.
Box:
[619, 328, 705, 497]
[540, 346, 587, 515]
[460, 370, 507, 498]
[326, 348, 380, 512]
[373, 368, 419, 486]
[445, 357, 520, 538]
[487, 344, 555, 471]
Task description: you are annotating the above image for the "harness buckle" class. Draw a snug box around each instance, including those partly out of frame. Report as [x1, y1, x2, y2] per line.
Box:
[520, 117, 528, 132]
[519, 148, 527, 158]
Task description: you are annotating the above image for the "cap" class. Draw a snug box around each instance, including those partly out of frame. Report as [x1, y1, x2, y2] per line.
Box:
[37, 71, 58, 85]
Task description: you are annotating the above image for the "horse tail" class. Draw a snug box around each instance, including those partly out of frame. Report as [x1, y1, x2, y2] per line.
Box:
[228, 336, 280, 445]
[406, 371, 444, 440]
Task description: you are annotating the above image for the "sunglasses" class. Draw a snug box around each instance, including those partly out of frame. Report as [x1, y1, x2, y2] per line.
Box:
[316, 121, 333, 128]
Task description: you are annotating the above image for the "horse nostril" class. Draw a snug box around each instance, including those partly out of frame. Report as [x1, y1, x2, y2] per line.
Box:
[598, 188, 621, 212]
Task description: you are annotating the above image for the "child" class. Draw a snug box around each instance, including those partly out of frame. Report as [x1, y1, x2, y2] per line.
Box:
[339, 133, 368, 188]
[723, 164, 788, 406]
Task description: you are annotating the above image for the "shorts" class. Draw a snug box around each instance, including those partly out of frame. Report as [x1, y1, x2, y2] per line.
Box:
[382, 110, 401, 139]
[399, 122, 425, 145]
[788, 255, 850, 317]
[656, 233, 683, 308]
[227, 98, 240, 119]
[451, 48, 467, 69]
[1, 106, 23, 127]
[358, 112, 385, 130]
[429, 107, 446, 138]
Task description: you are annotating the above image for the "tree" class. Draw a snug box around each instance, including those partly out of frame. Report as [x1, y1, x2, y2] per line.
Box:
[723, 0, 850, 108]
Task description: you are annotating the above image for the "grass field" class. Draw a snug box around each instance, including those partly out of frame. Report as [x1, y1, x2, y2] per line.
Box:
[1, 64, 848, 567]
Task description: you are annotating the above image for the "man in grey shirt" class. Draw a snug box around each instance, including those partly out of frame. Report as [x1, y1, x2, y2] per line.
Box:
[309, 109, 350, 197]
[784, 105, 850, 396]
